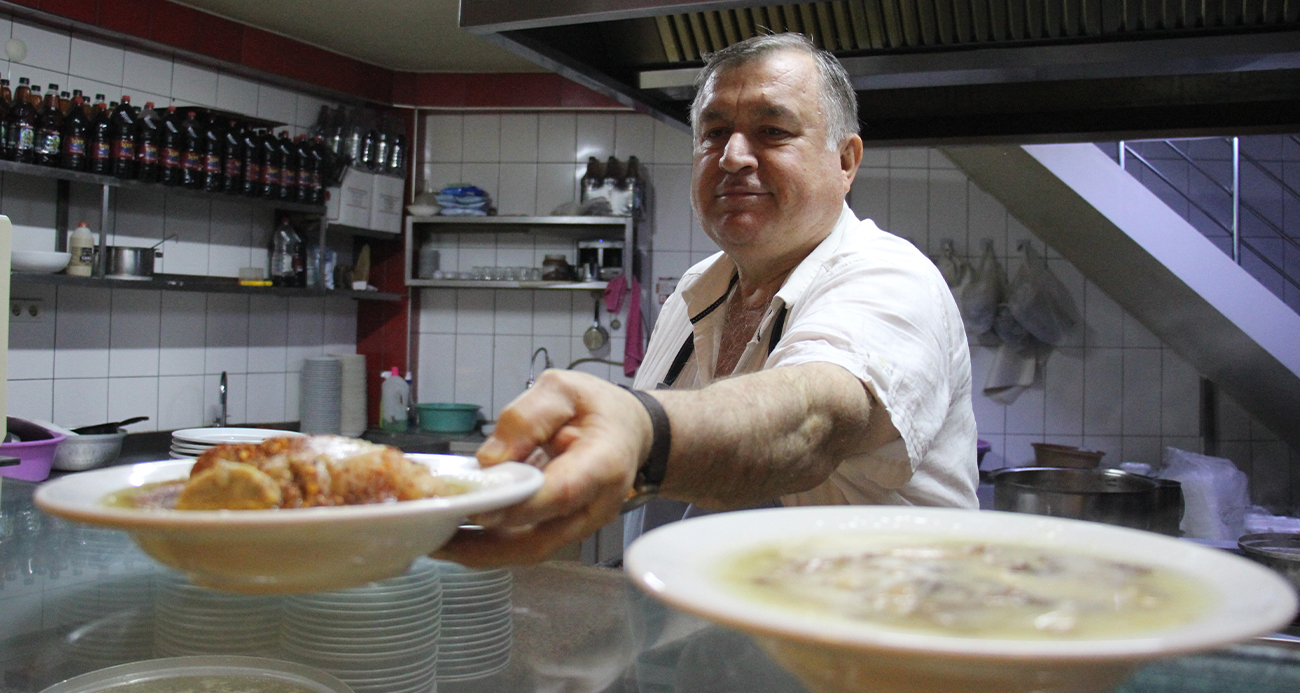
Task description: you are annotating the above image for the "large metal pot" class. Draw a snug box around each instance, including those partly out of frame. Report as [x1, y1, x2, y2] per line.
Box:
[105, 246, 161, 279]
[991, 467, 1166, 532]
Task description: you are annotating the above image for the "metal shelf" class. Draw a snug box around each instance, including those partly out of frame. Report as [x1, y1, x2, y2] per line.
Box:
[406, 279, 609, 290]
[410, 215, 630, 227]
[0, 158, 325, 214]
[10, 272, 402, 301]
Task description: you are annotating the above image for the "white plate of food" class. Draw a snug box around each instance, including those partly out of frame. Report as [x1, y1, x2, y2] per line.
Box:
[624, 506, 1298, 693]
[35, 437, 541, 594]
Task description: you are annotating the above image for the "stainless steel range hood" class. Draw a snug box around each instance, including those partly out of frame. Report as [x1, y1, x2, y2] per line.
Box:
[461, 0, 1300, 144]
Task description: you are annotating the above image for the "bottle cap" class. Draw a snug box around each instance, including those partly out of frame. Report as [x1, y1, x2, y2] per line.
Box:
[390, 366, 400, 376]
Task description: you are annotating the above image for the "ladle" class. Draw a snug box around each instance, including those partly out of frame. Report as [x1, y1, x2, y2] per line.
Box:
[583, 296, 609, 350]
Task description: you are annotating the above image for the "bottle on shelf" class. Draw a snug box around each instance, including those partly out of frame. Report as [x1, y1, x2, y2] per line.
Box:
[359, 115, 379, 172]
[259, 128, 282, 198]
[69, 89, 82, 113]
[202, 114, 224, 192]
[34, 87, 63, 167]
[222, 119, 244, 194]
[45, 85, 58, 109]
[59, 92, 87, 170]
[277, 130, 297, 200]
[241, 127, 262, 196]
[87, 95, 112, 174]
[134, 102, 161, 183]
[58, 91, 70, 116]
[28, 84, 42, 110]
[291, 222, 307, 285]
[269, 217, 297, 287]
[579, 156, 603, 203]
[158, 106, 183, 186]
[372, 118, 390, 174]
[380, 367, 410, 432]
[67, 221, 96, 277]
[307, 136, 327, 204]
[110, 95, 137, 179]
[0, 79, 11, 107]
[294, 135, 313, 203]
[179, 110, 203, 189]
[342, 108, 363, 166]
[4, 79, 38, 163]
[388, 128, 407, 175]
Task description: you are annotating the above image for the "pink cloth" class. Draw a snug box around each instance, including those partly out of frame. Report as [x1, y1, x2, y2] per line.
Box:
[604, 275, 644, 377]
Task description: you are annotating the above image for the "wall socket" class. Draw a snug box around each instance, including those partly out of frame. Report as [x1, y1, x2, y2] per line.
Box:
[10, 298, 44, 323]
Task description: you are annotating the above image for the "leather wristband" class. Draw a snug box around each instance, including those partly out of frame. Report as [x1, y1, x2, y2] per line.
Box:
[621, 387, 671, 512]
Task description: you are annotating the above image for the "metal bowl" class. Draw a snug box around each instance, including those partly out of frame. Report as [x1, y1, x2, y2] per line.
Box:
[991, 467, 1161, 531]
[51, 429, 127, 472]
[1238, 533, 1300, 594]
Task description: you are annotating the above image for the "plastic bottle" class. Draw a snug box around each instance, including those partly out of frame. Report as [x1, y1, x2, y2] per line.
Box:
[4, 79, 37, 163]
[201, 115, 224, 192]
[241, 127, 262, 197]
[158, 106, 183, 186]
[380, 367, 410, 432]
[259, 129, 282, 198]
[60, 93, 87, 170]
[110, 95, 137, 179]
[221, 119, 243, 194]
[134, 102, 161, 182]
[179, 110, 203, 189]
[269, 217, 296, 287]
[67, 221, 95, 277]
[33, 87, 63, 166]
[277, 130, 297, 200]
[87, 96, 111, 174]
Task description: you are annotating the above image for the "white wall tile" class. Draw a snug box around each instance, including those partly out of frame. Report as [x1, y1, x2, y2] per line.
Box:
[157, 375, 205, 430]
[1084, 282, 1124, 347]
[54, 287, 111, 379]
[615, 113, 655, 162]
[532, 291, 574, 337]
[1043, 348, 1084, 435]
[1004, 380, 1045, 435]
[453, 334, 494, 408]
[1216, 392, 1253, 441]
[651, 164, 692, 251]
[296, 94, 327, 129]
[967, 183, 1007, 254]
[3, 174, 59, 227]
[576, 114, 615, 161]
[161, 196, 211, 275]
[459, 163, 499, 203]
[1083, 347, 1123, 435]
[499, 114, 539, 163]
[418, 289, 458, 334]
[171, 62, 218, 107]
[8, 284, 56, 380]
[850, 167, 890, 227]
[535, 163, 578, 214]
[256, 85, 298, 129]
[109, 290, 161, 378]
[456, 289, 495, 335]
[204, 294, 249, 375]
[246, 372, 288, 424]
[208, 199, 253, 277]
[69, 37, 124, 85]
[13, 23, 70, 73]
[861, 148, 890, 168]
[1123, 312, 1162, 348]
[108, 377, 159, 431]
[493, 290, 533, 336]
[247, 295, 288, 373]
[653, 120, 692, 165]
[285, 371, 300, 422]
[1161, 350, 1201, 437]
[492, 335, 532, 416]
[53, 378, 108, 429]
[426, 114, 464, 162]
[286, 297, 324, 371]
[463, 114, 502, 163]
[216, 73, 259, 119]
[496, 163, 538, 216]
[889, 148, 930, 168]
[322, 299, 358, 355]
[122, 51, 173, 97]
[159, 292, 207, 376]
[927, 168, 967, 256]
[1122, 348, 1162, 435]
[537, 113, 576, 163]
[7, 379, 54, 422]
[417, 333, 458, 404]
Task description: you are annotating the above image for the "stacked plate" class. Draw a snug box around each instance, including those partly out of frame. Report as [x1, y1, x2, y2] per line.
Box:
[154, 574, 283, 657]
[330, 353, 368, 437]
[435, 562, 513, 682]
[301, 357, 343, 435]
[169, 427, 305, 460]
[281, 558, 442, 693]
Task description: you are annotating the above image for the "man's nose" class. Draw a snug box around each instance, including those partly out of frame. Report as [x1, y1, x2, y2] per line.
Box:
[720, 132, 757, 173]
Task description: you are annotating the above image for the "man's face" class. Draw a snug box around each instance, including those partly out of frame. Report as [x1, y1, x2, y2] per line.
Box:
[691, 50, 861, 268]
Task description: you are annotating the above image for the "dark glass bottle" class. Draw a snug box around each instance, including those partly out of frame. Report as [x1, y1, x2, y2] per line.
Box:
[158, 106, 182, 186]
[179, 110, 203, 189]
[294, 135, 312, 203]
[222, 119, 244, 194]
[60, 94, 87, 170]
[277, 131, 297, 200]
[241, 127, 262, 196]
[4, 80, 38, 163]
[87, 98, 112, 174]
[34, 88, 63, 167]
[58, 91, 70, 116]
[259, 129, 282, 198]
[307, 136, 326, 205]
[110, 95, 137, 179]
[202, 115, 224, 192]
[359, 122, 379, 172]
[134, 102, 161, 183]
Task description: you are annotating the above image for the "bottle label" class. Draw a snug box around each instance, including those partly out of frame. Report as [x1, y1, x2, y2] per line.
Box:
[182, 151, 201, 171]
[245, 161, 260, 182]
[204, 153, 221, 174]
[262, 165, 280, 185]
[77, 246, 95, 264]
[63, 136, 86, 157]
[16, 125, 34, 151]
[163, 147, 181, 168]
[113, 137, 133, 161]
[91, 140, 110, 161]
[225, 156, 241, 178]
[138, 141, 158, 165]
[36, 129, 60, 155]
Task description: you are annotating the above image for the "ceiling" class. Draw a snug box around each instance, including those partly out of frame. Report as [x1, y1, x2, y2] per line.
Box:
[174, 0, 544, 72]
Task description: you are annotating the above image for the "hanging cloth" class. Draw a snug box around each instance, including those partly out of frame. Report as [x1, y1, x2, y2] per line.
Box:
[604, 275, 645, 377]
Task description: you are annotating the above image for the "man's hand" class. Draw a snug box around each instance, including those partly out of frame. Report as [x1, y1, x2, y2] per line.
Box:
[434, 369, 653, 567]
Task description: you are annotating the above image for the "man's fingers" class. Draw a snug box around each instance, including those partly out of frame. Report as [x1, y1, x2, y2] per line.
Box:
[475, 373, 580, 466]
[471, 434, 633, 528]
[436, 494, 622, 568]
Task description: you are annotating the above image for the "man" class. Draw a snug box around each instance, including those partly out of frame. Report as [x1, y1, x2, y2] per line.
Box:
[439, 33, 977, 567]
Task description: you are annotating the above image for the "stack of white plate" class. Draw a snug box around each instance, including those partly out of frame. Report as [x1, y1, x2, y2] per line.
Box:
[169, 427, 305, 460]
[435, 562, 513, 682]
[300, 357, 343, 435]
[154, 574, 283, 657]
[281, 558, 442, 693]
[330, 353, 368, 437]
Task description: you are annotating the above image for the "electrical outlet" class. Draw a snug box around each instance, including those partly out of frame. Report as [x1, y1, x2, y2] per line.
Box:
[10, 298, 44, 323]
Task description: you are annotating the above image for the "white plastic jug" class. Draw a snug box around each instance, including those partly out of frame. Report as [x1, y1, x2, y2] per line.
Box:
[379, 366, 410, 431]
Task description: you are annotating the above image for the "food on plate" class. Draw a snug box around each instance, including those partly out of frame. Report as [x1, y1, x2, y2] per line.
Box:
[104, 435, 471, 510]
[720, 536, 1210, 639]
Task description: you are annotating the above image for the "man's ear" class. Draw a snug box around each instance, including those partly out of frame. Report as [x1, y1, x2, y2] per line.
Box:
[840, 134, 864, 190]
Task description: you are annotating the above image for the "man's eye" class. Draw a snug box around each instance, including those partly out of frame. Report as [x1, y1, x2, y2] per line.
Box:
[702, 128, 728, 141]
[764, 127, 790, 138]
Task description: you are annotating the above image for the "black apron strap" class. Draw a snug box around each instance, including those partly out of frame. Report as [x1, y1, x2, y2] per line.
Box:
[767, 304, 788, 357]
[658, 274, 739, 389]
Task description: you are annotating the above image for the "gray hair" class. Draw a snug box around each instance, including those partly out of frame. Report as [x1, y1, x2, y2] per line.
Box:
[690, 32, 859, 151]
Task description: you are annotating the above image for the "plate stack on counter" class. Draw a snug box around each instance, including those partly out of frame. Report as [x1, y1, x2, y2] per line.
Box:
[169, 428, 305, 459]
[300, 357, 344, 435]
[330, 353, 368, 437]
[154, 573, 283, 657]
[434, 561, 514, 682]
[280, 558, 443, 693]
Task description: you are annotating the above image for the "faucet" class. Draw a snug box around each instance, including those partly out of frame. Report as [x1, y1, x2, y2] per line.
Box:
[527, 348, 553, 389]
[215, 371, 228, 427]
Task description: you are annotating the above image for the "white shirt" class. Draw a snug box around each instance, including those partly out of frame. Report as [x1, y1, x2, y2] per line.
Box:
[633, 202, 979, 509]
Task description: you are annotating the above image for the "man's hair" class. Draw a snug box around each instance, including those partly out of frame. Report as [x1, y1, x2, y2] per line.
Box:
[690, 32, 859, 151]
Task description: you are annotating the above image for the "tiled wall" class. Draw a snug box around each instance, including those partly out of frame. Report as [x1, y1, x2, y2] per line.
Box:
[3, 16, 358, 431]
[417, 113, 1299, 512]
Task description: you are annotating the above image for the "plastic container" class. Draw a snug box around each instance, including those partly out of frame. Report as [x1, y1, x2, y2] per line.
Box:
[67, 221, 95, 276]
[380, 367, 410, 432]
[0, 417, 67, 481]
[415, 403, 481, 434]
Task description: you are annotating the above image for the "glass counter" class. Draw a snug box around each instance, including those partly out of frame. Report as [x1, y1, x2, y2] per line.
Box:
[3, 476, 1300, 693]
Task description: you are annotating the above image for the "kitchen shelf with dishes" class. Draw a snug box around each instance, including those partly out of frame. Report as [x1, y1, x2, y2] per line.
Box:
[404, 215, 635, 290]
[8, 271, 402, 301]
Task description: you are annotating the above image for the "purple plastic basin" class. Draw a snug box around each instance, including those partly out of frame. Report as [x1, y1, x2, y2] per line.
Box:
[0, 417, 67, 482]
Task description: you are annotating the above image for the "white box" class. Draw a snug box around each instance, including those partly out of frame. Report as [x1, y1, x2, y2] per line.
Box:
[326, 168, 374, 229]
[371, 174, 405, 234]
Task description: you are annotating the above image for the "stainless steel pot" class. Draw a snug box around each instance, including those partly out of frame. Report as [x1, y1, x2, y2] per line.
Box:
[105, 246, 161, 279]
[991, 467, 1166, 532]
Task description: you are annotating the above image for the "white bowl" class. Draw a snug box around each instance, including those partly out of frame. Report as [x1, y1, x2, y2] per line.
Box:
[406, 204, 439, 217]
[34, 453, 542, 594]
[624, 506, 1299, 693]
[12, 250, 71, 273]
